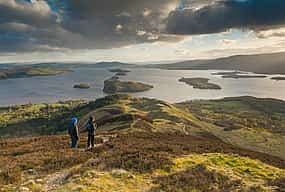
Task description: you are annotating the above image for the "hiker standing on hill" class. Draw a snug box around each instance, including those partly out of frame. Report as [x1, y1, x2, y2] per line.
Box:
[68, 117, 79, 148]
[85, 116, 97, 149]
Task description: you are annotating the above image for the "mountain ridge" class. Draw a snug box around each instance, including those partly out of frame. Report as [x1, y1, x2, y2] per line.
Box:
[148, 51, 285, 74]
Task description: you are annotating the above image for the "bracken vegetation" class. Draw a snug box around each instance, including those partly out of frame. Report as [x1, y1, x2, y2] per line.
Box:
[0, 94, 285, 191]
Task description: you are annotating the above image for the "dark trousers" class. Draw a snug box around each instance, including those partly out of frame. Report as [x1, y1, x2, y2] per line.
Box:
[87, 134, 95, 148]
[71, 136, 78, 148]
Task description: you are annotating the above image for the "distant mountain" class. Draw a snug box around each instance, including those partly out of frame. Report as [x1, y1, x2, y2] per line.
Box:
[93, 61, 135, 68]
[29, 61, 135, 69]
[149, 52, 285, 74]
[0, 63, 17, 68]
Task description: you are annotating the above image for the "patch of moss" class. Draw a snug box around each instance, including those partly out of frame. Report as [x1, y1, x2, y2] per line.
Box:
[57, 171, 153, 192]
[173, 153, 285, 181]
[151, 164, 243, 192]
[56, 152, 285, 192]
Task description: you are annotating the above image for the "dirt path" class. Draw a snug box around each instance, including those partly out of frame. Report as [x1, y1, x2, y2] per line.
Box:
[42, 158, 94, 191]
[1, 132, 284, 191]
[31, 135, 115, 191]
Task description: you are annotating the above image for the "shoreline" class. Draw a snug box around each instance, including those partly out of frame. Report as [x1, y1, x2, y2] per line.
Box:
[1, 94, 285, 109]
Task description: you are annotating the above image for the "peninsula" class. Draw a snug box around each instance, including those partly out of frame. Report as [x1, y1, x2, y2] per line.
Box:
[0, 67, 72, 80]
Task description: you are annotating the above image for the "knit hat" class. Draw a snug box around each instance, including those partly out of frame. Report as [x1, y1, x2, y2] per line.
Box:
[71, 117, 78, 124]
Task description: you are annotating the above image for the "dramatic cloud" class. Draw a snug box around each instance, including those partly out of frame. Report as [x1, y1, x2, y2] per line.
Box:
[0, 0, 59, 31]
[1, 0, 285, 53]
[257, 27, 285, 38]
[167, 0, 285, 35]
[0, 0, 181, 51]
[59, 0, 181, 48]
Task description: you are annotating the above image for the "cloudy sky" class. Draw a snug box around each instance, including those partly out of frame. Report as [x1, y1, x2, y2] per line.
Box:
[1, 0, 285, 63]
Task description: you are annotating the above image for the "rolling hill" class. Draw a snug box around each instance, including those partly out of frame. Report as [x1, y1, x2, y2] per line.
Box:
[149, 52, 285, 74]
[1, 94, 285, 191]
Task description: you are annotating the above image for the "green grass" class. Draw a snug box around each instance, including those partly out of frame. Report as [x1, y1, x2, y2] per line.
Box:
[177, 96, 285, 160]
[0, 95, 132, 137]
[0, 101, 88, 137]
[56, 170, 153, 192]
[2, 94, 285, 191]
[173, 153, 285, 180]
[149, 153, 285, 192]
[178, 96, 285, 134]
[3, 94, 285, 162]
[54, 153, 285, 192]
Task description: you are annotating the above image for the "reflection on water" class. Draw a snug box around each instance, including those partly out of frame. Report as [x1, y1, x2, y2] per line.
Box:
[0, 67, 285, 106]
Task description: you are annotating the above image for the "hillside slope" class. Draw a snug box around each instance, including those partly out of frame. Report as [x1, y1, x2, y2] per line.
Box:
[0, 94, 205, 137]
[149, 52, 285, 74]
[1, 95, 285, 191]
[177, 96, 285, 160]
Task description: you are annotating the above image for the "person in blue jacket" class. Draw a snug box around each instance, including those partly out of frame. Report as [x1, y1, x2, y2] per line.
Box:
[68, 117, 79, 148]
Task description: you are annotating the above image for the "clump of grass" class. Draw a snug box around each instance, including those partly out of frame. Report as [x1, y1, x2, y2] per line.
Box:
[30, 183, 43, 192]
[0, 164, 22, 185]
[150, 164, 243, 192]
[268, 177, 285, 190]
[57, 170, 153, 192]
[173, 153, 285, 181]
[99, 146, 173, 173]
[150, 153, 285, 192]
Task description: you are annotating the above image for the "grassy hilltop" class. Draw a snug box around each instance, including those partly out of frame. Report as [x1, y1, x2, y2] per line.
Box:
[1, 95, 285, 191]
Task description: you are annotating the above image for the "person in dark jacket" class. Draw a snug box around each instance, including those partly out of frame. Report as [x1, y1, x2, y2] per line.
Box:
[68, 117, 79, 148]
[85, 116, 97, 149]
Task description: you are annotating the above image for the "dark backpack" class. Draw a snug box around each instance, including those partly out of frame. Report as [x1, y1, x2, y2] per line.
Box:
[85, 121, 92, 132]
